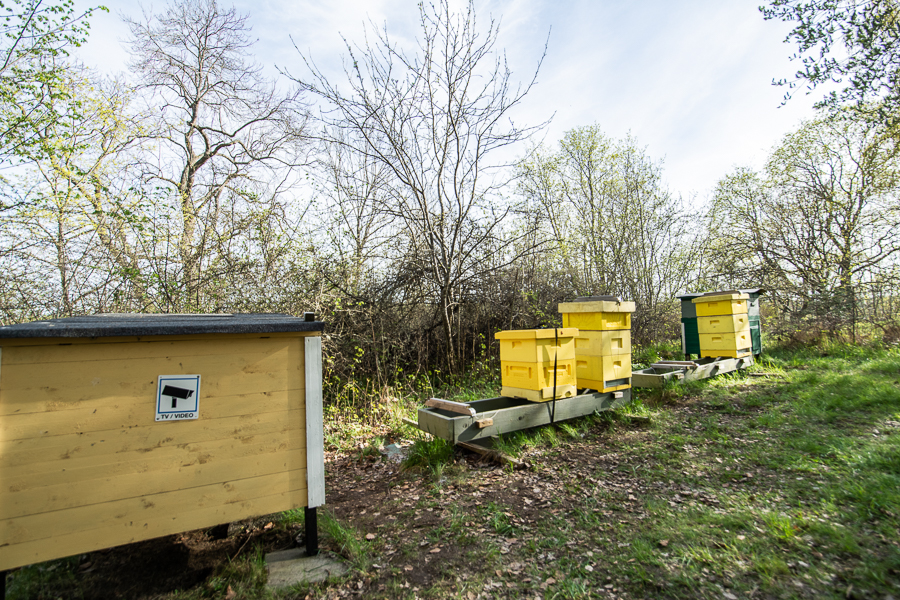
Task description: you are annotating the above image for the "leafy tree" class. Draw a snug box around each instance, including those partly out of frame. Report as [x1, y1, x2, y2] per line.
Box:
[0, 0, 106, 173]
[0, 64, 149, 318]
[761, 0, 900, 121]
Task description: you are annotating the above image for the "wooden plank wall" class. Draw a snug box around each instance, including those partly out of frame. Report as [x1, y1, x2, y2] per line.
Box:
[0, 332, 315, 571]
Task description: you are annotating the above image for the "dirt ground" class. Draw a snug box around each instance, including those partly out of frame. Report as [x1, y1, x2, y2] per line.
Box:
[49, 517, 301, 598]
[33, 418, 659, 599]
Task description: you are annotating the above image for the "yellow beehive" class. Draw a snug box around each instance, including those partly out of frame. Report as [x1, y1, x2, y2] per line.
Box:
[496, 328, 578, 402]
[575, 354, 632, 392]
[573, 330, 631, 356]
[500, 360, 577, 400]
[496, 327, 577, 362]
[698, 332, 752, 358]
[559, 298, 635, 330]
[698, 314, 750, 334]
[692, 292, 749, 317]
[559, 297, 634, 391]
[562, 311, 629, 330]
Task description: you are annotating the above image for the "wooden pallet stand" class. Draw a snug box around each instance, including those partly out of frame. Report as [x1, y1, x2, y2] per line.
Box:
[417, 388, 631, 444]
[631, 355, 754, 388]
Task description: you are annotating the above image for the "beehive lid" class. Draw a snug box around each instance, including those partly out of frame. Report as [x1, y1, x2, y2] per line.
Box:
[494, 327, 579, 340]
[677, 288, 765, 300]
[558, 296, 636, 313]
[691, 292, 749, 304]
[0, 313, 325, 339]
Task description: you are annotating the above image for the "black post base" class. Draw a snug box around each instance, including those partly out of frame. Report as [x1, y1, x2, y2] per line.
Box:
[305, 506, 319, 556]
[208, 523, 230, 540]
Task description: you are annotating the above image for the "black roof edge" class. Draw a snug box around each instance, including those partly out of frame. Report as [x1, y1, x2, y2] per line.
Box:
[0, 313, 325, 339]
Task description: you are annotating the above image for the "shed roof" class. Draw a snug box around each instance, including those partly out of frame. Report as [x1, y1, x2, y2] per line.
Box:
[0, 313, 325, 339]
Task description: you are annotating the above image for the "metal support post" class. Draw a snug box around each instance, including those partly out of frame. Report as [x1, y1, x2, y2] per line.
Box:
[305, 506, 319, 556]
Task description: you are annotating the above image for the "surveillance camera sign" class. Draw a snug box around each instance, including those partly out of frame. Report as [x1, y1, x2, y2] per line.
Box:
[156, 375, 201, 421]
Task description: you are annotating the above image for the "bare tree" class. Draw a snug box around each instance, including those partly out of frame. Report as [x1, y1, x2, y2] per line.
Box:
[313, 129, 396, 295]
[292, 0, 547, 372]
[125, 0, 308, 311]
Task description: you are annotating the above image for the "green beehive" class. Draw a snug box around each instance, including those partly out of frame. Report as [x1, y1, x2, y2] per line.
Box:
[676, 289, 764, 359]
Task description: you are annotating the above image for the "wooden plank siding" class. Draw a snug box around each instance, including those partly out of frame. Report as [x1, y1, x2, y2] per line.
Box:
[0, 331, 318, 571]
[1, 408, 304, 468]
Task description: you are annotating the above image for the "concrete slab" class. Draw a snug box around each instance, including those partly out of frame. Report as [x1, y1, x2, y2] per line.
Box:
[265, 548, 349, 588]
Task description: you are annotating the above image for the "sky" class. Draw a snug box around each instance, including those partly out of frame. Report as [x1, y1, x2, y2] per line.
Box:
[71, 0, 822, 205]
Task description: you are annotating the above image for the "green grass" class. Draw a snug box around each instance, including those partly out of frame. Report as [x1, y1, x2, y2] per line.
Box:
[5, 557, 83, 600]
[319, 509, 374, 572]
[175, 550, 272, 600]
[591, 344, 900, 599]
[402, 437, 455, 480]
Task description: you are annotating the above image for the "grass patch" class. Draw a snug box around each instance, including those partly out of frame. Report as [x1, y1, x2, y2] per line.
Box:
[6, 557, 83, 600]
[171, 550, 271, 600]
[319, 509, 374, 572]
[402, 437, 455, 479]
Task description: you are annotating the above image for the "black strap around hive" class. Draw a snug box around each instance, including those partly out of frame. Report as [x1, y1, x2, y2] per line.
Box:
[551, 327, 558, 424]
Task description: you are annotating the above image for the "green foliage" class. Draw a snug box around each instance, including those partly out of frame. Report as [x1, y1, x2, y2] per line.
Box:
[0, 1, 107, 171]
[761, 0, 900, 121]
[632, 339, 681, 368]
[709, 112, 900, 339]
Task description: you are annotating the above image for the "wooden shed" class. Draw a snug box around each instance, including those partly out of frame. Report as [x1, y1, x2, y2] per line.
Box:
[0, 313, 325, 577]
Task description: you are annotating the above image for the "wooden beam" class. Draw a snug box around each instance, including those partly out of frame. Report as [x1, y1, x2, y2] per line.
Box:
[456, 440, 524, 469]
[425, 398, 476, 417]
[652, 361, 699, 367]
[633, 355, 754, 387]
[305, 336, 325, 509]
